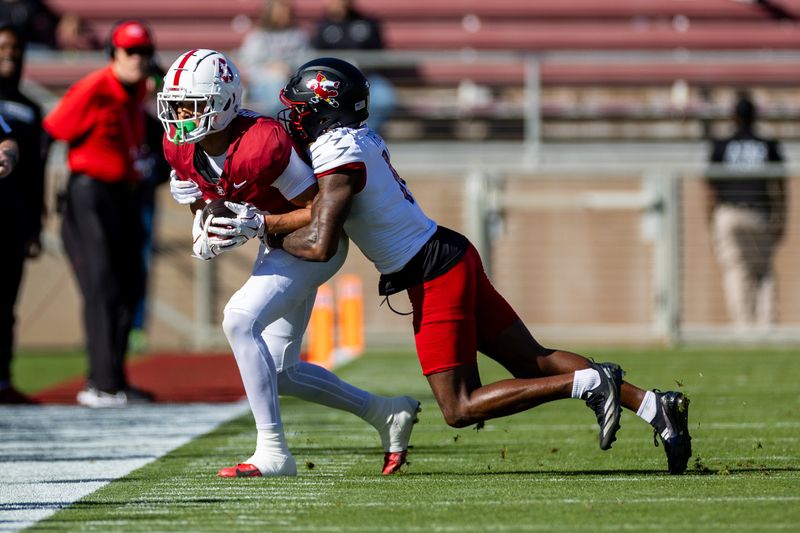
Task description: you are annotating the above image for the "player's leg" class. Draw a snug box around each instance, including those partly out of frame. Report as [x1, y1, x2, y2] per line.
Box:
[219, 237, 410, 476]
[266, 303, 420, 474]
[475, 269, 690, 472]
[260, 238, 420, 474]
[221, 244, 338, 476]
[411, 245, 623, 449]
[280, 361, 420, 475]
[425, 363, 571, 426]
[478, 322, 646, 413]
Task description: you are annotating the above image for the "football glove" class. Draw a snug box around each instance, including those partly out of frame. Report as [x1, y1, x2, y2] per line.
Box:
[191, 208, 246, 260]
[170, 169, 203, 205]
[207, 201, 266, 241]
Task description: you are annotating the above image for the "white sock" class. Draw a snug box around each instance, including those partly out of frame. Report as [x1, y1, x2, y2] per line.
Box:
[251, 427, 291, 457]
[362, 395, 418, 452]
[571, 368, 601, 399]
[636, 390, 658, 424]
[245, 427, 297, 475]
[362, 395, 392, 430]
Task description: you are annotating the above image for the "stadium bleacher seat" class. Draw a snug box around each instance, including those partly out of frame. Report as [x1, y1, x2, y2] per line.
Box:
[43, 0, 800, 52]
[32, 0, 800, 141]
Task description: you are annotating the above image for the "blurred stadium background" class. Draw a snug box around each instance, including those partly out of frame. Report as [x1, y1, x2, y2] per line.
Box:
[15, 0, 800, 351]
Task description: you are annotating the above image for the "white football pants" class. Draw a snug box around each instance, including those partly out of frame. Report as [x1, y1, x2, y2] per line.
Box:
[222, 237, 374, 430]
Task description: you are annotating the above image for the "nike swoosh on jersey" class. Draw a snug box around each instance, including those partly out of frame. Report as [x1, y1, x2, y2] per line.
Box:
[233, 180, 248, 189]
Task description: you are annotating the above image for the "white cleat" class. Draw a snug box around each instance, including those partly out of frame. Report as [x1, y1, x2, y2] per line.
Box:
[379, 396, 421, 475]
[217, 453, 297, 477]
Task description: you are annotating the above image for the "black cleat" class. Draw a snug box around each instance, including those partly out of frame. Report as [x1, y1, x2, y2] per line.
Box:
[652, 390, 692, 475]
[582, 362, 624, 450]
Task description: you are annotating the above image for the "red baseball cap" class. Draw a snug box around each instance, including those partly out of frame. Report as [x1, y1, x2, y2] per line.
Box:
[111, 21, 154, 49]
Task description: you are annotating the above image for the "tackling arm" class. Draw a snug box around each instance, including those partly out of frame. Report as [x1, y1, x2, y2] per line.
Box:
[263, 182, 317, 234]
[280, 168, 361, 261]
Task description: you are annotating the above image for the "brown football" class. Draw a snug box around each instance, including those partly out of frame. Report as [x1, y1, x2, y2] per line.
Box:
[202, 198, 236, 221]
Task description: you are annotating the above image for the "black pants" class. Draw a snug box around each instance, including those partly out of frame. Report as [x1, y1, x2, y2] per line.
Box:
[0, 237, 26, 384]
[61, 175, 145, 392]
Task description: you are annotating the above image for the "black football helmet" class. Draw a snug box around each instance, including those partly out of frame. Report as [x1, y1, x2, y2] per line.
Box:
[279, 57, 370, 143]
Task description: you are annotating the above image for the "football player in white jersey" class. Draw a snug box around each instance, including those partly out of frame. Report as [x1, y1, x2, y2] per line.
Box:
[158, 50, 420, 477]
[274, 57, 693, 475]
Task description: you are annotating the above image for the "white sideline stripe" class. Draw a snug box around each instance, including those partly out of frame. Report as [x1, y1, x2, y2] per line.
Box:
[0, 402, 249, 533]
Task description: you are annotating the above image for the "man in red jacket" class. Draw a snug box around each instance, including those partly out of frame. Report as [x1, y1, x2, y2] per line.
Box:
[44, 20, 156, 408]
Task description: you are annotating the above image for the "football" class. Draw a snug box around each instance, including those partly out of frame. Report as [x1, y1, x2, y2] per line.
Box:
[202, 198, 236, 221]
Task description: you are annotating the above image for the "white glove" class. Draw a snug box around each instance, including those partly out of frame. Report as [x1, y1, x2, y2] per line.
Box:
[170, 169, 203, 205]
[191, 208, 247, 260]
[207, 201, 265, 240]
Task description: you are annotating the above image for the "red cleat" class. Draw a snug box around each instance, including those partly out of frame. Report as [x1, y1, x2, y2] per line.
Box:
[382, 451, 408, 475]
[217, 463, 262, 478]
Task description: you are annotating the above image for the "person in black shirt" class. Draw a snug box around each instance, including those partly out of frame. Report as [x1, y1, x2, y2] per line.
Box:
[311, 0, 396, 133]
[0, 0, 60, 49]
[706, 94, 786, 329]
[0, 23, 47, 403]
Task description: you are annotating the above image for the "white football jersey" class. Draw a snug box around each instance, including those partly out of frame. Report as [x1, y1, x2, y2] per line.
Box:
[310, 126, 437, 274]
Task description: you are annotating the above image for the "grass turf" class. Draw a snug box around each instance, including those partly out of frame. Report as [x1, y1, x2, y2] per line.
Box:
[26, 347, 800, 532]
[12, 350, 86, 394]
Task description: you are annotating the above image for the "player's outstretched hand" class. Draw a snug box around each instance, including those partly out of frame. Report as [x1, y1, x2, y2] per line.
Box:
[191, 208, 246, 260]
[208, 201, 265, 241]
[170, 169, 203, 205]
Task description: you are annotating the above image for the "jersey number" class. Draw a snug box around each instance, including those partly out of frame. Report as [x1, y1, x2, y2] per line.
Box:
[382, 150, 415, 204]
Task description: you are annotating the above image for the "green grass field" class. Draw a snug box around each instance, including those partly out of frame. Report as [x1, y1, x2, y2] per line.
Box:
[18, 347, 800, 532]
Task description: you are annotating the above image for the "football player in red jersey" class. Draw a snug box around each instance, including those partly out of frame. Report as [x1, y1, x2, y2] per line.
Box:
[273, 57, 692, 475]
[157, 50, 420, 477]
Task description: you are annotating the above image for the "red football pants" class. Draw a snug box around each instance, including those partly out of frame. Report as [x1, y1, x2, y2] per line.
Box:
[407, 245, 519, 376]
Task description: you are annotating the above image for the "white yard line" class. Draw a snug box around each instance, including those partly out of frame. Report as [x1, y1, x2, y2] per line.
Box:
[0, 402, 249, 532]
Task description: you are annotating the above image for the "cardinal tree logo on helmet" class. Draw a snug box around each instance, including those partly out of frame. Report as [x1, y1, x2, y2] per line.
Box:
[218, 58, 234, 83]
[307, 72, 340, 108]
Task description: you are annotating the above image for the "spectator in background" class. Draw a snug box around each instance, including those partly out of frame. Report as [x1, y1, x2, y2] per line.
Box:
[55, 12, 101, 51]
[238, 0, 311, 117]
[706, 94, 787, 330]
[0, 0, 60, 49]
[44, 20, 155, 408]
[0, 24, 46, 404]
[311, 0, 396, 133]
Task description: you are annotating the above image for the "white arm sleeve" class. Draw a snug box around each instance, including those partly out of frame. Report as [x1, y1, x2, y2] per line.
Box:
[271, 148, 316, 201]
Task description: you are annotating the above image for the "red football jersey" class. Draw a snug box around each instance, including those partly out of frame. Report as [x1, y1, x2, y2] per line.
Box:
[163, 112, 310, 214]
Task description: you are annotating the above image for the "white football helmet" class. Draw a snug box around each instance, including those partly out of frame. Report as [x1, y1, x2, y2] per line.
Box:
[157, 49, 243, 144]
